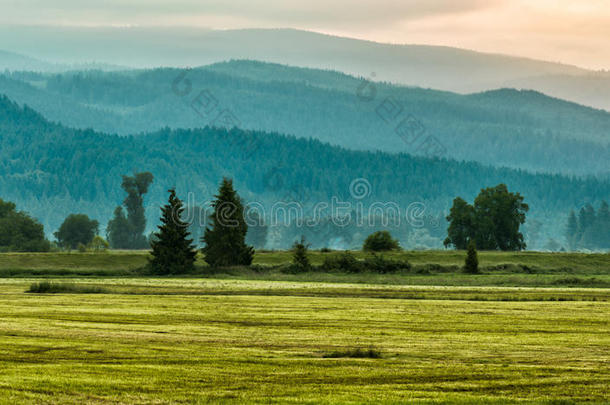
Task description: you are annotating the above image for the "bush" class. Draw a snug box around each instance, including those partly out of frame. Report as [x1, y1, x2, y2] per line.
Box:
[323, 347, 382, 359]
[321, 252, 364, 273]
[363, 231, 400, 252]
[363, 254, 411, 273]
[88, 235, 110, 252]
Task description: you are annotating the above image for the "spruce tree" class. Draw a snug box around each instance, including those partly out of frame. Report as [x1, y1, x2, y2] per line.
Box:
[464, 240, 479, 274]
[291, 236, 311, 273]
[202, 178, 254, 267]
[149, 188, 196, 275]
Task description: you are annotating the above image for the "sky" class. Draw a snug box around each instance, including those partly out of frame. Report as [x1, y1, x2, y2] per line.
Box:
[1, 0, 609, 70]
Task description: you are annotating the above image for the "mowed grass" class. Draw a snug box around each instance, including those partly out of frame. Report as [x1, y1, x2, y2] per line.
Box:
[0, 278, 608, 404]
[0, 251, 146, 276]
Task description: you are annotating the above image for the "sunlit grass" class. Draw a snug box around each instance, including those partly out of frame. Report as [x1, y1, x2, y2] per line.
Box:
[0, 278, 608, 403]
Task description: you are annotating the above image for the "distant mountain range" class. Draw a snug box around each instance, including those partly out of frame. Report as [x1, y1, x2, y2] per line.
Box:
[0, 50, 60, 72]
[2, 60, 609, 175]
[0, 50, 125, 73]
[1, 26, 609, 111]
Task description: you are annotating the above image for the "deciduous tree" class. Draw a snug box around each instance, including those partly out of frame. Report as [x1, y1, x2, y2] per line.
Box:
[445, 184, 528, 251]
[54, 214, 99, 250]
[0, 198, 50, 252]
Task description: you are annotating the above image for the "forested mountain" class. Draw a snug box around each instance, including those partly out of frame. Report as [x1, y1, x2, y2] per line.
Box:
[0, 95, 608, 249]
[2, 27, 610, 110]
[2, 61, 609, 175]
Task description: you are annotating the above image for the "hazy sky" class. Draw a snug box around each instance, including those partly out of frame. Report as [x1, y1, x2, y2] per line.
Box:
[2, 0, 609, 70]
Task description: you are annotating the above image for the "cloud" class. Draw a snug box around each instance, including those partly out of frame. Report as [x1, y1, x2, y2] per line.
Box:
[0, 0, 608, 69]
[0, 0, 497, 28]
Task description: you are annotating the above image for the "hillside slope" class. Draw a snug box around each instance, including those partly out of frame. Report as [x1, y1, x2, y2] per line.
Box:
[2, 61, 609, 175]
[1, 27, 609, 110]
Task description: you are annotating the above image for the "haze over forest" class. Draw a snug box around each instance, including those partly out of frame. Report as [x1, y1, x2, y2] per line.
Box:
[0, 24, 608, 251]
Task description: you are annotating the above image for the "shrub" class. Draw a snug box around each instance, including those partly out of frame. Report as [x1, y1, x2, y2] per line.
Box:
[323, 347, 382, 359]
[363, 231, 400, 252]
[88, 235, 110, 252]
[321, 251, 364, 273]
[363, 254, 411, 273]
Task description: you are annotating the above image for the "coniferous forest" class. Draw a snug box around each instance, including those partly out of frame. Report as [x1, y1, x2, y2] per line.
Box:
[0, 93, 608, 250]
[1, 61, 609, 176]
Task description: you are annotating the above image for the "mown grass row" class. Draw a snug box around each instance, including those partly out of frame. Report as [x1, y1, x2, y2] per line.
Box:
[19, 279, 610, 302]
[26, 281, 109, 294]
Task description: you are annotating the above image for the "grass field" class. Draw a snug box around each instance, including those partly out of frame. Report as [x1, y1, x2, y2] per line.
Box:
[0, 251, 609, 403]
[0, 278, 608, 404]
[1, 250, 609, 288]
[2, 250, 609, 272]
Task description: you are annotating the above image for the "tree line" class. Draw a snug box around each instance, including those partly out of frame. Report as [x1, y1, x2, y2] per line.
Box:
[565, 202, 610, 250]
[6, 164, 607, 258]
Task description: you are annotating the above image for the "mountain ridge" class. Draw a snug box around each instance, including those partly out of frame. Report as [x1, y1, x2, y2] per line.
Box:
[2, 60, 609, 175]
[1, 26, 609, 110]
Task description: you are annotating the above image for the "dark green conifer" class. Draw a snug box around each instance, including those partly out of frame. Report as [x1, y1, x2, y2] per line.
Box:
[149, 188, 196, 274]
[464, 240, 479, 274]
[202, 178, 254, 267]
[291, 236, 311, 273]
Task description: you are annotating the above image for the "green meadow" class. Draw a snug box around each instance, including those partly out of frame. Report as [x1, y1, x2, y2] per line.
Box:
[0, 251, 609, 403]
[1, 250, 609, 288]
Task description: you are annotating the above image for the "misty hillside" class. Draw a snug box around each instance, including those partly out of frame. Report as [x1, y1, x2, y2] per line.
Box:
[0, 94, 608, 248]
[0, 50, 125, 73]
[2, 61, 609, 175]
[0, 50, 60, 72]
[1, 27, 609, 110]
